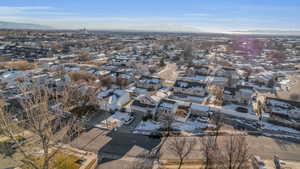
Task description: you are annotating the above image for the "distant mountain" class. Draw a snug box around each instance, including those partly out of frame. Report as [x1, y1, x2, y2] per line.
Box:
[230, 30, 300, 36]
[0, 21, 52, 30]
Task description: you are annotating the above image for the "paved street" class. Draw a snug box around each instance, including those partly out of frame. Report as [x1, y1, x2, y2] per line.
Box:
[71, 128, 161, 168]
[70, 126, 300, 169]
[159, 135, 300, 162]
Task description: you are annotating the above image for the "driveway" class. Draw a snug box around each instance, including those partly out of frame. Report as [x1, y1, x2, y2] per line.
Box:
[71, 128, 161, 168]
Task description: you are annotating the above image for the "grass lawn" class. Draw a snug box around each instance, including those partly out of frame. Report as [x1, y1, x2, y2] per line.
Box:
[163, 81, 175, 85]
[162, 160, 204, 166]
[22, 151, 81, 169]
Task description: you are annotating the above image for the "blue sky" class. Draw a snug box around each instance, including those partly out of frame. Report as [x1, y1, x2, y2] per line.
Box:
[0, 0, 299, 32]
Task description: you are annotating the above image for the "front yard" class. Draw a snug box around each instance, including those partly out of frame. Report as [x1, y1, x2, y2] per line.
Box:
[94, 112, 131, 129]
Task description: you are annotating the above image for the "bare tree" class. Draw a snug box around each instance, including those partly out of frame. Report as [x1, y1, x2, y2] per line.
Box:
[68, 72, 97, 84]
[254, 100, 264, 121]
[211, 113, 224, 144]
[53, 65, 66, 80]
[71, 84, 97, 107]
[167, 137, 196, 169]
[200, 136, 217, 169]
[218, 134, 251, 169]
[0, 83, 80, 169]
[208, 85, 224, 106]
[116, 77, 129, 89]
[200, 134, 251, 169]
[100, 76, 113, 88]
[77, 49, 90, 61]
[158, 111, 175, 136]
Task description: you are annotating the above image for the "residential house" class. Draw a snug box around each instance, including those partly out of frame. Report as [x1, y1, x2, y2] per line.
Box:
[235, 86, 254, 105]
[264, 97, 300, 120]
[108, 71, 134, 85]
[190, 103, 210, 117]
[131, 95, 157, 115]
[194, 65, 210, 75]
[173, 80, 207, 97]
[97, 89, 130, 111]
[108, 56, 135, 67]
[156, 99, 178, 117]
[136, 76, 163, 90]
[223, 87, 236, 103]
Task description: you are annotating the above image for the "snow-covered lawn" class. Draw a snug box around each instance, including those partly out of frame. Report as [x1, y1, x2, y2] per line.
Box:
[94, 112, 130, 129]
[133, 87, 149, 95]
[135, 120, 160, 131]
[172, 120, 211, 131]
[133, 120, 160, 134]
[210, 104, 258, 121]
[133, 118, 212, 135]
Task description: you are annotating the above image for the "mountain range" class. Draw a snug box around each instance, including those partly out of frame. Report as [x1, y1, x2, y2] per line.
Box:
[0, 21, 52, 30]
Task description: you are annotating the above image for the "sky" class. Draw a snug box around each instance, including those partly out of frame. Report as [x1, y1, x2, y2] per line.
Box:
[0, 0, 300, 32]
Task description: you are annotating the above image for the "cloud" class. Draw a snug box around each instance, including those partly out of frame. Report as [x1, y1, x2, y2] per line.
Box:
[0, 5, 299, 32]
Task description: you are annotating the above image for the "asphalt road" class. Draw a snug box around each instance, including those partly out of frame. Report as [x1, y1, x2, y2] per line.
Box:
[71, 127, 300, 169]
[160, 135, 300, 162]
[71, 128, 161, 168]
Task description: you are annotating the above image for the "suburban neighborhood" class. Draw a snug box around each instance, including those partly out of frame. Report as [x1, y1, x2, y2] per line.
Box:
[1, 28, 300, 169]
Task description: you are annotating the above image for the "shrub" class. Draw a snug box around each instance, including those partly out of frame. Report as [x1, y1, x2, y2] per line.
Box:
[77, 49, 90, 61]
[0, 64, 6, 69]
[68, 72, 96, 83]
[8, 61, 36, 70]
[100, 76, 113, 87]
[70, 105, 98, 118]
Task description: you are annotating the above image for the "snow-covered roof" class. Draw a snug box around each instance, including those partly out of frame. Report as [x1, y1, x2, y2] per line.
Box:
[97, 88, 114, 99]
[139, 76, 161, 84]
[191, 103, 210, 112]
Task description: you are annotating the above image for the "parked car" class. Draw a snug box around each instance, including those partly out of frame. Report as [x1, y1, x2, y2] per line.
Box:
[235, 107, 248, 113]
[124, 114, 136, 125]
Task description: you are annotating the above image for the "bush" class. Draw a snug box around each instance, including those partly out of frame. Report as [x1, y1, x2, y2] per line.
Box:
[68, 72, 97, 83]
[100, 76, 113, 87]
[0, 64, 6, 69]
[8, 61, 36, 70]
[70, 105, 98, 118]
[77, 49, 90, 61]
